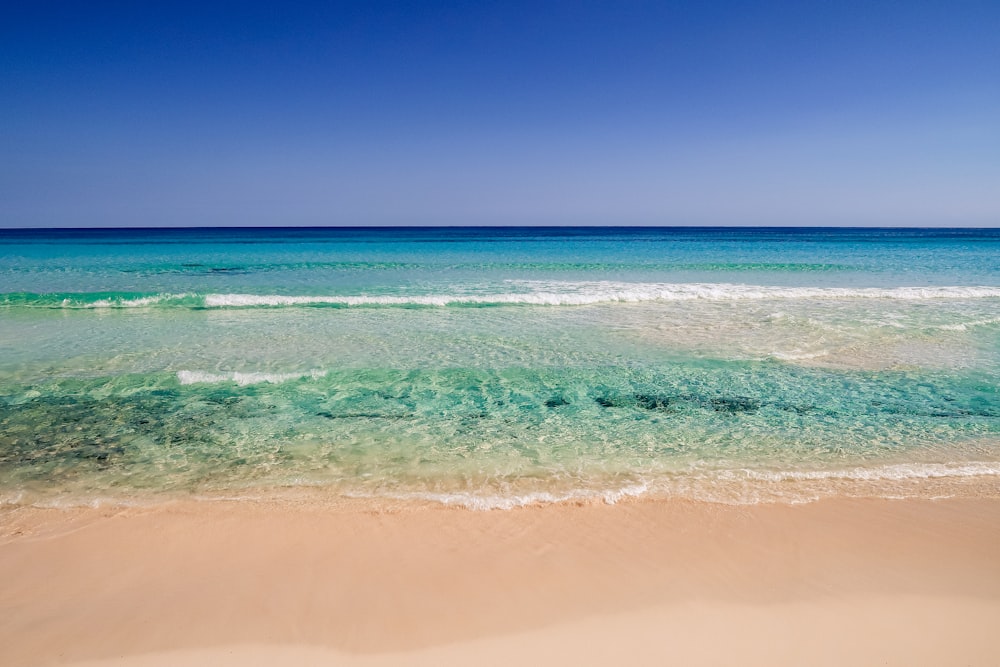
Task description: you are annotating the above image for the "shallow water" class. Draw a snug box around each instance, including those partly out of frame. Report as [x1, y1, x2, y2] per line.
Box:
[1, 227, 998, 507]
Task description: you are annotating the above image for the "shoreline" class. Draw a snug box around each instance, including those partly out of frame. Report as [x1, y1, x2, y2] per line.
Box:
[2, 496, 999, 665]
[5, 452, 1000, 512]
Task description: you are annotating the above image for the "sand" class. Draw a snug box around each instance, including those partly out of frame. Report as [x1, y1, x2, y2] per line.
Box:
[1, 496, 999, 666]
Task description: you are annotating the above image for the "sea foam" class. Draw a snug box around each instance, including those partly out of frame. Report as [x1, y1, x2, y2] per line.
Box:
[176, 369, 326, 386]
[83, 294, 183, 308]
[715, 462, 1000, 482]
[363, 483, 652, 511]
[7, 283, 1000, 310]
[201, 283, 1000, 308]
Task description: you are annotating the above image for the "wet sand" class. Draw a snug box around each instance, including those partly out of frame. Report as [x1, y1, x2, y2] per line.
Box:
[1, 497, 999, 666]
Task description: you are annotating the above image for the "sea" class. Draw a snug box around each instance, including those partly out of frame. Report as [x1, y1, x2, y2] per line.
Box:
[1, 227, 998, 509]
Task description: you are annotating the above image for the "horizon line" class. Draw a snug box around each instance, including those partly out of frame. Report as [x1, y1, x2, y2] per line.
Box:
[2, 224, 999, 232]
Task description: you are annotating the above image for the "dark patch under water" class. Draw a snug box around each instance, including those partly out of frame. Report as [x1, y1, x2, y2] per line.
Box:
[594, 392, 762, 413]
[0, 363, 996, 495]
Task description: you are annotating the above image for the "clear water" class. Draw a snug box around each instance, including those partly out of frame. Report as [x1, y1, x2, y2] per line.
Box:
[1, 227, 998, 508]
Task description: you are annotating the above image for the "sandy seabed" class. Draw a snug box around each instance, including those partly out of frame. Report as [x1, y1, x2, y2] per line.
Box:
[1, 496, 999, 666]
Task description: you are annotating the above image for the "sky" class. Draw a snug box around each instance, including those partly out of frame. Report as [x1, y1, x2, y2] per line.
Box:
[2, 1, 998, 227]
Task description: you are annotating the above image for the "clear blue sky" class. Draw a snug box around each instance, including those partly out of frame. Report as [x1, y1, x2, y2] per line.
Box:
[2, 1, 998, 227]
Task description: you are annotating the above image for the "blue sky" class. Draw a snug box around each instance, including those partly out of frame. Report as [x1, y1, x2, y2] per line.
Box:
[2, 1, 998, 227]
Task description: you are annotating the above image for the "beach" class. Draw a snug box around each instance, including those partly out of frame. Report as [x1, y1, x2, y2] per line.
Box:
[6, 0, 1000, 661]
[2, 496, 999, 666]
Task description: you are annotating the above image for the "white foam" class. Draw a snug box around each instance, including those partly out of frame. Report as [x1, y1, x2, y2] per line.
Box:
[716, 462, 1000, 483]
[373, 483, 650, 511]
[769, 349, 831, 361]
[25, 495, 147, 509]
[83, 293, 187, 308]
[202, 283, 1000, 308]
[0, 490, 25, 506]
[176, 369, 326, 386]
[204, 293, 453, 307]
[506, 281, 1000, 302]
[935, 317, 1000, 331]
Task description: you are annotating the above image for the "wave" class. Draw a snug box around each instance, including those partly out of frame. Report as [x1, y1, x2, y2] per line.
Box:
[341, 463, 1000, 510]
[934, 317, 1000, 331]
[87, 293, 191, 308]
[392, 462, 1000, 510]
[0, 292, 201, 309]
[353, 483, 652, 511]
[6, 462, 999, 510]
[176, 370, 326, 386]
[5, 283, 1000, 310]
[714, 462, 1000, 482]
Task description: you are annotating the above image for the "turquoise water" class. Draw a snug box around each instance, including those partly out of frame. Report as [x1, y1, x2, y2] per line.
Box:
[1, 227, 998, 508]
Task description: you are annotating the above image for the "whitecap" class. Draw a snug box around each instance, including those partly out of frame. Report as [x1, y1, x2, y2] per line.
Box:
[202, 283, 1000, 308]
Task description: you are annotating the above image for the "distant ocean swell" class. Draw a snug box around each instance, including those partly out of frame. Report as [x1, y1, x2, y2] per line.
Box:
[4, 283, 1000, 309]
[4, 260, 852, 274]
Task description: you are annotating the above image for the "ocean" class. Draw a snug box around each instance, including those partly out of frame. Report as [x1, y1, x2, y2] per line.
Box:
[1, 227, 998, 508]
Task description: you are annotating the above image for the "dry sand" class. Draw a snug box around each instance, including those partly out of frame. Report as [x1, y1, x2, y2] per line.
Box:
[1, 496, 999, 666]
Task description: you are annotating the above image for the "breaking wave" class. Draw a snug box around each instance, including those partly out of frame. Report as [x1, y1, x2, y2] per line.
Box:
[5, 283, 1000, 310]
